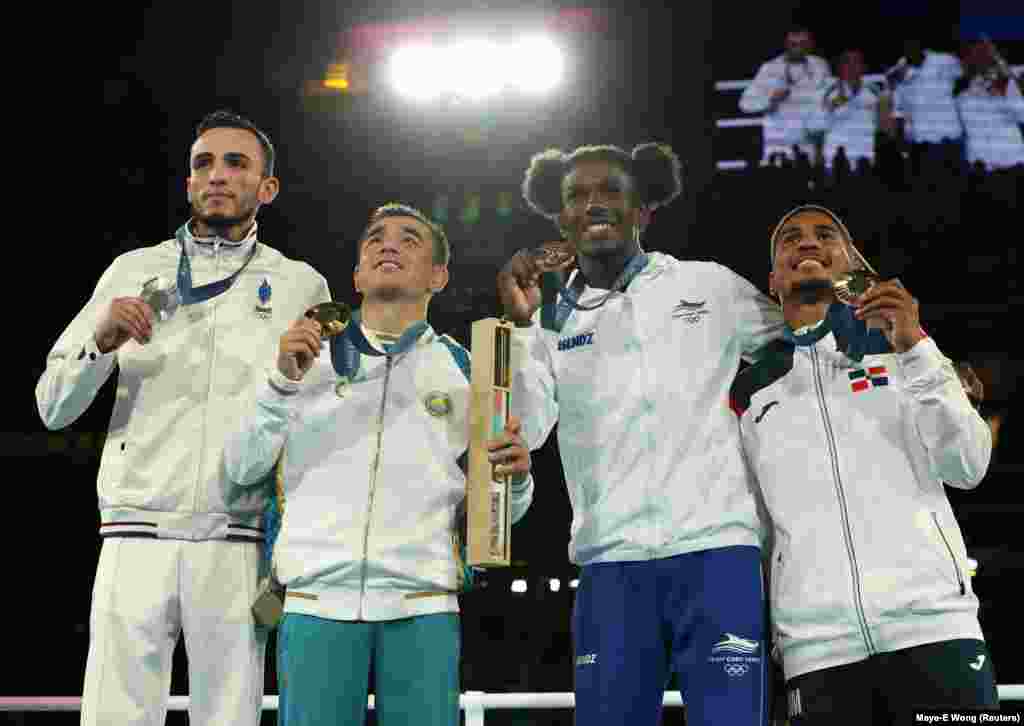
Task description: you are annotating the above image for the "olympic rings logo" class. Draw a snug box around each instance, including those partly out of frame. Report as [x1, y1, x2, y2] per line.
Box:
[724, 664, 749, 677]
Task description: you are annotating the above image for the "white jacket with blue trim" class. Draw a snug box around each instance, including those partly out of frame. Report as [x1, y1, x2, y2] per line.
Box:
[36, 235, 330, 542]
[512, 252, 784, 566]
[224, 324, 534, 621]
[730, 330, 991, 680]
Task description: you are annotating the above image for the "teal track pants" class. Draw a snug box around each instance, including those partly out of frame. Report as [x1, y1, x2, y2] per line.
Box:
[277, 612, 460, 726]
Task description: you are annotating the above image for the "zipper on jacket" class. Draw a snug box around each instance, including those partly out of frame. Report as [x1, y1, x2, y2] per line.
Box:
[193, 247, 222, 515]
[931, 512, 966, 595]
[809, 346, 876, 654]
[357, 356, 393, 619]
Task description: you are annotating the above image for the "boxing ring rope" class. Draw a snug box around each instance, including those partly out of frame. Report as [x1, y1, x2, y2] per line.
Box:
[3, 688, 1022, 724]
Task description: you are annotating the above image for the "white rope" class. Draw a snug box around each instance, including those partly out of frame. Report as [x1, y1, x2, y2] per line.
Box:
[1, 686, 1021, 712]
[714, 68, 1024, 92]
[713, 65, 1024, 147]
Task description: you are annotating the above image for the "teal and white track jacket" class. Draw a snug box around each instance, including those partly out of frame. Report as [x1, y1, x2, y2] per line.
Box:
[224, 324, 534, 621]
[730, 329, 991, 681]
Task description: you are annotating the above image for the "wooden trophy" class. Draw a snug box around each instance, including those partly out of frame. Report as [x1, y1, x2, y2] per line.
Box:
[466, 318, 515, 567]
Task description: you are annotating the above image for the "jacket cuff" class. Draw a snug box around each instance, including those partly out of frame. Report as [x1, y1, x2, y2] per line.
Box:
[80, 335, 117, 365]
[510, 472, 532, 492]
[895, 336, 946, 381]
[509, 473, 534, 524]
[266, 367, 302, 397]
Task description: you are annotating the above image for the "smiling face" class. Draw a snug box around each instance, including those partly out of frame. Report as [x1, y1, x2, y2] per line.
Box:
[186, 127, 278, 234]
[353, 215, 448, 302]
[769, 209, 854, 302]
[558, 158, 643, 259]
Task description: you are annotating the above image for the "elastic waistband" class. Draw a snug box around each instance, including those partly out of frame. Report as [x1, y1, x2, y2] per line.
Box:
[99, 508, 264, 542]
[573, 527, 761, 566]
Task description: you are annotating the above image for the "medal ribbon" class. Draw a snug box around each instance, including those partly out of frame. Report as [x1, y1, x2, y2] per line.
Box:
[329, 308, 430, 379]
[174, 223, 260, 305]
[784, 302, 891, 361]
[540, 253, 650, 333]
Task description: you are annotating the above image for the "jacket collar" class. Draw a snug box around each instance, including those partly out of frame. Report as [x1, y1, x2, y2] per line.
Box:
[177, 219, 258, 258]
[784, 302, 892, 362]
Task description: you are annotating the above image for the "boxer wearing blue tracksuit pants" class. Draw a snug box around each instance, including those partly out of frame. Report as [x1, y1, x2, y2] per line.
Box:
[501, 143, 784, 725]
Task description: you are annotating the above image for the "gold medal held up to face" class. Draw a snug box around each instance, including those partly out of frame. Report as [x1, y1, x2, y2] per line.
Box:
[305, 301, 352, 339]
[833, 269, 880, 305]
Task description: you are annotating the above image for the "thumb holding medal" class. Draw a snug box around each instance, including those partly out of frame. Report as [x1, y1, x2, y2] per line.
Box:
[94, 296, 156, 353]
[277, 316, 324, 382]
[853, 278, 925, 353]
[497, 241, 575, 325]
[277, 301, 351, 381]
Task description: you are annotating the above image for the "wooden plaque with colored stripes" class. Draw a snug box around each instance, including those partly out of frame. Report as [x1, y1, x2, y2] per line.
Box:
[467, 318, 514, 567]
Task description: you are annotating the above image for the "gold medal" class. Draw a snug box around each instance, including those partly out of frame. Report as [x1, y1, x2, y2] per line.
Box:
[305, 301, 352, 339]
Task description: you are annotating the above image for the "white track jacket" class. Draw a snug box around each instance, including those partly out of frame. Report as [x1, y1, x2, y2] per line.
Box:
[731, 330, 991, 680]
[224, 325, 534, 621]
[513, 252, 784, 566]
[36, 234, 330, 541]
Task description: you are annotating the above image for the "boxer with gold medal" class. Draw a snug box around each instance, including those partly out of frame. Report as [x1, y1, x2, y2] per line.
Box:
[224, 203, 534, 726]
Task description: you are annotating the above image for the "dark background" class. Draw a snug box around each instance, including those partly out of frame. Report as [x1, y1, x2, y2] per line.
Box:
[10, 0, 1023, 723]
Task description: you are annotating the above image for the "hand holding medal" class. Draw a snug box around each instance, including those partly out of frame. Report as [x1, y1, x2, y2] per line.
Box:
[93, 280, 166, 353]
[276, 302, 351, 382]
[304, 301, 352, 339]
[497, 240, 575, 325]
[836, 245, 924, 353]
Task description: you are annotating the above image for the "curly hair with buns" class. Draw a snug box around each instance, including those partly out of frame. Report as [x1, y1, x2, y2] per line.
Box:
[521, 143, 683, 224]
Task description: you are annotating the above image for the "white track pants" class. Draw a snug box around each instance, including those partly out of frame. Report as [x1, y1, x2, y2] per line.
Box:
[81, 537, 266, 726]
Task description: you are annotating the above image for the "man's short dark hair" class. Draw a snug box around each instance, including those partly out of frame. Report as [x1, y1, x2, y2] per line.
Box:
[362, 203, 450, 266]
[194, 110, 276, 177]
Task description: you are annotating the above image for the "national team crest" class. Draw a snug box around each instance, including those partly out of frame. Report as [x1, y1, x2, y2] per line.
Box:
[849, 366, 888, 392]
[424, 391, 452, 417]
[255, 278, 273, 319]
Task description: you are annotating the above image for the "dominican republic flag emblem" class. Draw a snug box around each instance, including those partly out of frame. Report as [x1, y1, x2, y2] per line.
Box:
[849, 366, 888, 392]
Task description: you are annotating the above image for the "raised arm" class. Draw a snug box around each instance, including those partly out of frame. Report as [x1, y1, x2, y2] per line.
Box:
[36, 257, 155, 430]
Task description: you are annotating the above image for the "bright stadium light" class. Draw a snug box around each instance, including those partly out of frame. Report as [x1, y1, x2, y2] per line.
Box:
[514, 36, 564, 92]
[569, 578, 579, 589]
[390, 44, 443, 101]
[549, 578, 561, 592]
[390, 35, 564, 101]
[511, 579, 527, 593]
[449, 39, 506, 99]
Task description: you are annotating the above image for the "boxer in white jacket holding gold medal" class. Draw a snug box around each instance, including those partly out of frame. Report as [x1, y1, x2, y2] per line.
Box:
[224, 203, 534, 726]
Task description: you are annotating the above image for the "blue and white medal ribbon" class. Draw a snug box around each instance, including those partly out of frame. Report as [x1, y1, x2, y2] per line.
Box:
[328, 308, 430, 379]
[540, 253, 650, 333]
[173, 222, 260, 305]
